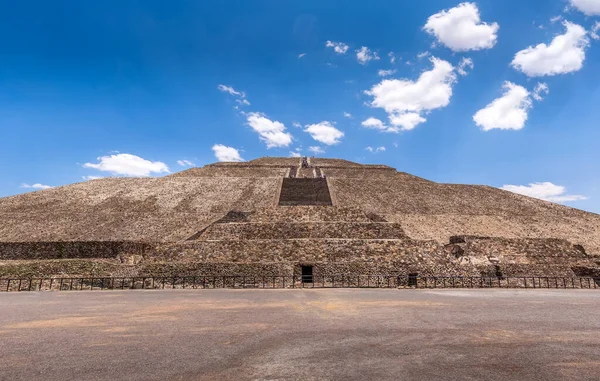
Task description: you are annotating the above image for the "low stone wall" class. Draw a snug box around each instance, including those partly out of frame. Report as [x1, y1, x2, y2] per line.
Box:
[150, 239, 452, 268]
[199, 222, 407, 240]
[0, 241, 152, 260]
[448, 236, 590, 263]
[238, 206, 381, 223]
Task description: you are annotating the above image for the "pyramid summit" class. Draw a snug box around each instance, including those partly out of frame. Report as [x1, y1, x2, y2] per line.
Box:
[0, 156, 598, 279]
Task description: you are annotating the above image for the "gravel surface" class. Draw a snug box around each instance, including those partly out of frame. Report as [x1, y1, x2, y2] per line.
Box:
[1, 289, 599, 381]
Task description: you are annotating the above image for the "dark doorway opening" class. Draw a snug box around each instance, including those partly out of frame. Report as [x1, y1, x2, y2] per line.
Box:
[408, 273, 418, 287]
[301, 265, 313, 283]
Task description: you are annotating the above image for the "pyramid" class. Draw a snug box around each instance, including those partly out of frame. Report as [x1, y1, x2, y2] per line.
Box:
[0, 157, 598, 279]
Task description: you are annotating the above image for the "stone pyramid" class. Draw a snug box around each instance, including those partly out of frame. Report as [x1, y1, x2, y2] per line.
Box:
[0, 157, 598, 279]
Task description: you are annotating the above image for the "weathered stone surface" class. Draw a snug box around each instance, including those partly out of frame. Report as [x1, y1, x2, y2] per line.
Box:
[1, 156, 599, 279]
[199, 222, 407, 240]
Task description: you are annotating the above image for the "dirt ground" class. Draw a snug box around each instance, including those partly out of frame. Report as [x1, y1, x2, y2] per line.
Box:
[1, 289, 600, 381]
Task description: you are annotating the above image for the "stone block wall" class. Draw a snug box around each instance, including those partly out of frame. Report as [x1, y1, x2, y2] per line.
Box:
[198, 222, 407, 240]
[0, 241, 152, 260]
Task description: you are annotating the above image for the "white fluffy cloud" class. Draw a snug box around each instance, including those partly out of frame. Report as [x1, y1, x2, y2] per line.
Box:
[501, 182, 587, 203]
[356, 46, 379, 64]
[473, 82, 533, 131]
[308, 146, 325, 154]
[511, 21, 589, 77]
[304, 122, 344, 145]
[289, 151, 302, 158]
[388, 52, 396, 63]
[212, 144, 244, 162]
[388, 112, 426, 131]
[570, 0, 600, 15]
[365, 57, 456, 131]
[83, 153, 170, 177]
[532, 82, 549, 101]
[423, 2, 499, 52]
[20, 183, 53, 190]
[326, 40, 349, 54]
[246, 112, 293, 148]
[378, 69, 397, 77]
[457, 57, 474, 76]
[343, 112, 352, 118]
[362, 117, 394, 132]
[177, 160, 194, 167]
[361, 117, 400, 133]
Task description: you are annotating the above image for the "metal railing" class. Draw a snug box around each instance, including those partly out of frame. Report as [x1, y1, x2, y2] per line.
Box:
[1, 275, 599, 292]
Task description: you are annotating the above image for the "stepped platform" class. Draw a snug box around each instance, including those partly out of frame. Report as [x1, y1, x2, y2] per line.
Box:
[1, 156, 599, 279]
[196, 222, 407, 240]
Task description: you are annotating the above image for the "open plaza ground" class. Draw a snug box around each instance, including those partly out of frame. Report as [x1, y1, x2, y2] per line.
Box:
[1, 289, 600, 380]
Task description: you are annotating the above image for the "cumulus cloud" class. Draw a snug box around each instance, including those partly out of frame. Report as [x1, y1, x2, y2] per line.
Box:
[212, 144, 244, 162]
[246, 112, 293, 148]
[365, 57, 457, 131]
[388, 112, 426, 131]
[343, 112, 352, 118]
[473, 82, 532, 131]
[378, 69, 397, 77]
[361, 117, 400, 133]
[417, 51, 430, 59]
[569, 0, 600, 15]
[423, 2, 499, 52]
[177, 160, 194, 167]
[501, 182, 587, 203]
[457, 57, 474, 76]
[326, 40, 349, 54]
[388, 52, 397, 63]
[20, 183, 53, 190]
[304, 122, 344, 145]
[356, 46, 380, 65]
[532, 82, 549, 101]
[289, 151, 302, 158]
[511, 21, 589, 77]
[83, 153, 170, 177]
[308, 146, 325, 154]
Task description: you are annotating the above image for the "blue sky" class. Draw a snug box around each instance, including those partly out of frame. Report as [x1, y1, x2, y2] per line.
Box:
[1, 0, 600, 212]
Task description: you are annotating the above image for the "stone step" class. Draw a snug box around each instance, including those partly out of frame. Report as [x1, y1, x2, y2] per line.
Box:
[153, 239, 445, 264]
[216, 206, 385, 223]
[278, 178, 332, 206]
[197, 222, 407, 240]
